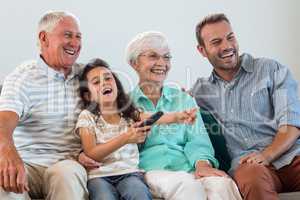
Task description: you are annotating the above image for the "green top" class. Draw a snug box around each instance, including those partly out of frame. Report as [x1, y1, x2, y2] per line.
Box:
[130, 86, 219, 172]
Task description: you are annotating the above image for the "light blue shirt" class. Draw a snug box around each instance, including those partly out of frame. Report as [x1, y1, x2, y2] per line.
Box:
[130, 86, 218, 172]
[191, 53, 300, 171]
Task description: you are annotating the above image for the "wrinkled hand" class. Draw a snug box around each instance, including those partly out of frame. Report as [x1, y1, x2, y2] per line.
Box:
[194, 161, 228, 179]
[78, 152, 101, 170]
[175, 108, 197, 124]
[125, 122, 151, 144]
[0, 145, 29, 193]
[239, 152, 271, 166]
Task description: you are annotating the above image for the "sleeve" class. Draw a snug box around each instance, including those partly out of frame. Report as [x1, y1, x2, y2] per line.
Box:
[0, 71, 30, 120]
[183, 95, 219, 169]
[272, 62, 300, 128]
[74, 110, 97, 137]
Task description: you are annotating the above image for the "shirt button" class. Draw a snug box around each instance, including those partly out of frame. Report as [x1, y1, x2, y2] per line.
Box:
[230, 109, 234, 113]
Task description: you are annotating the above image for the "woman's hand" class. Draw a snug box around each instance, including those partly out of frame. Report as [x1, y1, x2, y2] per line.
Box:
[174, 108, 197, 124]
[194, 160, 228, 179]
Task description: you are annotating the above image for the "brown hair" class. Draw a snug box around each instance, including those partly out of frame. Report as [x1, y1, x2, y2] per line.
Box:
[79, 58, 141, 122]
[195, 13, 230, 46]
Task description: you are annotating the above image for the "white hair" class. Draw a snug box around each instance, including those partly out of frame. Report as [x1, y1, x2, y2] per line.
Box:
[36, 10, 80, 51]
[125, 31, 170, 65]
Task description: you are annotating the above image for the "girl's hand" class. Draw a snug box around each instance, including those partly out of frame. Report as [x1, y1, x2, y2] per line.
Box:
[124, 122, 151, 144]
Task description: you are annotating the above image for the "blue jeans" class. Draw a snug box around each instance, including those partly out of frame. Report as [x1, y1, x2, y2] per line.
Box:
[88, 172, 152, 200]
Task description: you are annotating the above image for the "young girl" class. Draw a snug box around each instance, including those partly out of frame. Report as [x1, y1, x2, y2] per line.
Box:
[75, 58, 196, 200]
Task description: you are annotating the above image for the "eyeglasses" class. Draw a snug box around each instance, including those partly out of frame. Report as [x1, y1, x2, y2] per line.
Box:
[139, 52, 172, 62]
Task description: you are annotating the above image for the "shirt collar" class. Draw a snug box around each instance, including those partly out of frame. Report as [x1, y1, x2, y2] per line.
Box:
[132, 85, 173, 103]
[240, 53, 254, 73]
[208, 53, 254, 83]
[37, 55, 82, 81]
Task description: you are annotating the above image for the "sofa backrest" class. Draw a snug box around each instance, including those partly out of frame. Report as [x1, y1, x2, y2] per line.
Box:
[200, 109, 232, 172]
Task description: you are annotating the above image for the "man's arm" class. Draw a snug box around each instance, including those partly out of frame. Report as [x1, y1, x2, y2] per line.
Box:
[0, 111, 28, 193]
[240, 125, 300, 165]
[263, 125, 300, 162]
[240, 63, 300, 165]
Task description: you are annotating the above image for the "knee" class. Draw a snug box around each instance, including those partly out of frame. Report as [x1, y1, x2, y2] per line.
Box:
[208, 177, 236, 193]
[120, 177, 152, 200]
[122, 188, 152, 200]
[234, 164, 269, 191]
[45, 160, 87, 183]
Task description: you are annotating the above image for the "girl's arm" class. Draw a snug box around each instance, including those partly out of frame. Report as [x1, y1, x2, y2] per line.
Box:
[140, 108, 197, 125]
[79, 125, 149, 162]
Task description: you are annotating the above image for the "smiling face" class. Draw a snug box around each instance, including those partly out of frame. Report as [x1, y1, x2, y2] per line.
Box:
[132, 48, 171, 86]
[197, 20, 239, 73]
[39, 16, 82, 75]
[86, 67, 118, 107]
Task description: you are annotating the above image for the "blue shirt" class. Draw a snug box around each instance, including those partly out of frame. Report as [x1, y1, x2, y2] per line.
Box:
[191, 53, 300, 171]
[130, 86, 218, 172]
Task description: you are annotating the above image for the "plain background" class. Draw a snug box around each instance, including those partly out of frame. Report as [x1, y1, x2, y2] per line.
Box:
[0, 0, 299, 91]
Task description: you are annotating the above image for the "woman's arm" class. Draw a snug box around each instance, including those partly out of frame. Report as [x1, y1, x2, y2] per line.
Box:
[140, 108, 197, 125]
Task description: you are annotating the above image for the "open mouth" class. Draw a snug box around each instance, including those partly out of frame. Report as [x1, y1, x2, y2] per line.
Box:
[150, 68, 167, 75]
[102, 88, 113, 95]
[219, 49, 236, 59]
[64, 48, 76, 56]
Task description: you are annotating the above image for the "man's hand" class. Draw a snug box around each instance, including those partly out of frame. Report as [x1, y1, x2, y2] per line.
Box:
[239, 152, 271, 166]
[78, 152, 101, 170]
[194, 160, 228, 179]
[0, 144, 29, 193]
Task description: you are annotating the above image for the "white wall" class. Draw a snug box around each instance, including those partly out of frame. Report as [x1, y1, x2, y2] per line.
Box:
[0, 0, 299, 91]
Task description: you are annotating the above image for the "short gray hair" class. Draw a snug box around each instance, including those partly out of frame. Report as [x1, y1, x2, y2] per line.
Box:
[37, 10, 80, 51]
[125, 31, 170, 65]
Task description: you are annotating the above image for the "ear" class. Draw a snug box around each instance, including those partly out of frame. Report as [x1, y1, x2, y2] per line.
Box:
[130, 59, 139, 71]
[197, 44, 208, 58]
[39, 31, 49, 47]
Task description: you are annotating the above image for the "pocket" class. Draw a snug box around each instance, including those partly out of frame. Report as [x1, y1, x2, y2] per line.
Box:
[249, 87, 272, 120]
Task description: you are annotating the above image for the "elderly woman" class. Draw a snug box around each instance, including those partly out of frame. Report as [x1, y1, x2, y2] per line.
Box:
[126, 31, 242, 200]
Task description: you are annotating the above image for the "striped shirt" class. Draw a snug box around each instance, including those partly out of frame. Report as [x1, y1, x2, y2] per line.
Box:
[0, 57, 83, 166]
[191, 53, 300, 171]
[75, 109, 140, 179]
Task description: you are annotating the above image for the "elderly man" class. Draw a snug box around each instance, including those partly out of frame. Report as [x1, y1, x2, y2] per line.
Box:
[0, 11, 97, 200]
[125, 31, 242, 200]
[191, 13, 300, 200]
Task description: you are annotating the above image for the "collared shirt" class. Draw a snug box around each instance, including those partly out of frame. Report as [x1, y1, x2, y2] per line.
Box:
[75, 109, 141, 179]
[0, 56, 83, 166]
[130, 85, 218, 172]
[191, 53, 300, 171]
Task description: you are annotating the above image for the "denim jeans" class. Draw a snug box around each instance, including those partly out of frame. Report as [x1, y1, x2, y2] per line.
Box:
[87, 172, 152, 200]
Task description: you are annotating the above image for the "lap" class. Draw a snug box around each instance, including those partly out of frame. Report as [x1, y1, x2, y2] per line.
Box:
[145, 170, 206, 199]
[88, 177, 119, 200]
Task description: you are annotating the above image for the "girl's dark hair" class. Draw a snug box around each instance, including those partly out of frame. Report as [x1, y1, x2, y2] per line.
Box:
[79, 58, 141, 122]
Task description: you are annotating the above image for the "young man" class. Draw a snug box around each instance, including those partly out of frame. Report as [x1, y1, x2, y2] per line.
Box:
[191, 13, 300, 200]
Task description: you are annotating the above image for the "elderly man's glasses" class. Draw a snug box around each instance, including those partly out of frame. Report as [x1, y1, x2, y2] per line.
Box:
[139, 52, 172, 62]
